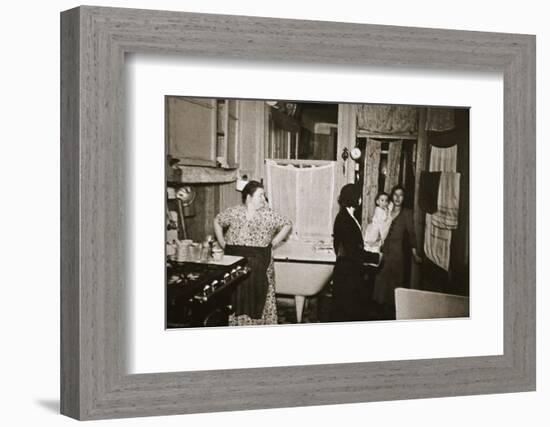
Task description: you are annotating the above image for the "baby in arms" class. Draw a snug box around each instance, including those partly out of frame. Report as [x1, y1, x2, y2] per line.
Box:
[364, 192, 393, 253]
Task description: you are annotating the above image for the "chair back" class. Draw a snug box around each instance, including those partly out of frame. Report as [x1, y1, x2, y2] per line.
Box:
[395, 287, 469, 320]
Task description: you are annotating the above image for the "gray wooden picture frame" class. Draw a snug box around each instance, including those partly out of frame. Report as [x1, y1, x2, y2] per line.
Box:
[60, 5, 536, 421]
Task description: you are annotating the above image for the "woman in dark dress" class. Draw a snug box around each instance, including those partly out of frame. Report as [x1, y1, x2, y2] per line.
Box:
[330, 184, 381, 322]
[373, 185, 422, 319]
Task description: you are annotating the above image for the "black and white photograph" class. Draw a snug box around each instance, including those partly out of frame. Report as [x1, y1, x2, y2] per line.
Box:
[3, 0, 544, 425]
[165, 97, 470, 328]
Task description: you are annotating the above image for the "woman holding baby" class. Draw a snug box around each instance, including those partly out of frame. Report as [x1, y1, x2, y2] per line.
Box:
[371, 185, 422, 319]
[330, 183, 422, 322]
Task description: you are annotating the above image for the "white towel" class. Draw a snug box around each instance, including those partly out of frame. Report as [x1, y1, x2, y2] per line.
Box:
[432, 172, 461, 230]
[430, 145, 457, 172]
[425, 145, 459, 271]
[424, 214, 452, 271]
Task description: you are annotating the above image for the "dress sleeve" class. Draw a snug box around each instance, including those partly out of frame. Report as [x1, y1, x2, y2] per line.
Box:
[268, 209, 292, 230]
[215, 206, 235, 228]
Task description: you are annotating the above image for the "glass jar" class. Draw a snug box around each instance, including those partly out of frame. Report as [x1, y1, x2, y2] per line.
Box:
[189, 243, 201, 262]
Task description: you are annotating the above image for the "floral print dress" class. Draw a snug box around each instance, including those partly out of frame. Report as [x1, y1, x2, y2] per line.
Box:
[215, 205, 292, 326]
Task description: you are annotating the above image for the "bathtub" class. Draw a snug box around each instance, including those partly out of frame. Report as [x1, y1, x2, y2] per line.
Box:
[273, 240, 336, 323]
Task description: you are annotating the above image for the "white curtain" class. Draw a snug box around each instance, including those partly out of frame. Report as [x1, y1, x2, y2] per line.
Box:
[266, 160, 335, 241]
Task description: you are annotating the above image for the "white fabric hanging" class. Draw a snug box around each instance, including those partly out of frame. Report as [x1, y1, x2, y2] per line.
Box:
[265, 162, 297, 234]
[431, 172, 461, 230]
[424, 145, 458, 271]
[429, 145, 457, 172]
[266, 160, 335, 241]
[424, 214, 452, 271]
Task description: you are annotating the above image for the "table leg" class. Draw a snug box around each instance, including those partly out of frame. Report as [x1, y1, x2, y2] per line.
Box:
[294, 295, 305, 323]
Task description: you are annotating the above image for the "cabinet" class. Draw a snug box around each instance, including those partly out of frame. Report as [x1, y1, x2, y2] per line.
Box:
[216, 99, 239, 169]
[166, 97, 217, 166]
[166, 96, 240, 169]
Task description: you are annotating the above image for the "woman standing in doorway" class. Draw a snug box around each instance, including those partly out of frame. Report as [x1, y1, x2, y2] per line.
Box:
[213, 181, 292, 326]
[373, 185, 422, 319]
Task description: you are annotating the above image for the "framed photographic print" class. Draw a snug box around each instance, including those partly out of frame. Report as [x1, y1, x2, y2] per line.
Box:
[61, 6, 535, 420]
[163, 97, 470, 329]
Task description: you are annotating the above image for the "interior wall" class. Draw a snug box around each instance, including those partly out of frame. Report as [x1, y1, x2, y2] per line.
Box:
[302, 106, 338, 161]
[184, 184, 220, 242]
[238, 100, 267, 181]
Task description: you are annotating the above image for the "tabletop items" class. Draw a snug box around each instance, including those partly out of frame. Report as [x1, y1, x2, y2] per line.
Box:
[167, 235, 223, 263]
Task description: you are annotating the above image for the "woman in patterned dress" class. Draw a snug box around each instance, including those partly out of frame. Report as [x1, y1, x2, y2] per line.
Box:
[213, 181, 292, 326]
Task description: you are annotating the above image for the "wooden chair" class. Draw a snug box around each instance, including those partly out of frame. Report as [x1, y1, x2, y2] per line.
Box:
[394, 287, 469, 320]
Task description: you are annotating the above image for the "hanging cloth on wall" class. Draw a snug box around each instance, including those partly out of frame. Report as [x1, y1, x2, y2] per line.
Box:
[424, 214, 452, 271]
[418, 171, 442, 214]
[423, 145, 459, 271]
[429, 145, 458, 172]
[357, 105, 418, 134]
[426, 107, 456, 132]
[431, 172, 461, 230]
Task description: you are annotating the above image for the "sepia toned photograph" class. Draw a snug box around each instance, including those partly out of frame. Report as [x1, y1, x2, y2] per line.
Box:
[165, 97, 469, 329]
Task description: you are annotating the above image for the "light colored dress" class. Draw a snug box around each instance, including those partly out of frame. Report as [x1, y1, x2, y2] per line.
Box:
[364, 205, 393, 253]
[215, 205, 291, 326]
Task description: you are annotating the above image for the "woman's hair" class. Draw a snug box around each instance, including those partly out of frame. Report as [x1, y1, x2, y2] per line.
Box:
[241, 180, 264, 204]
[375, 191, 389, 204]
[338, 183, 361, 208]
[390, 185, 406, 200]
